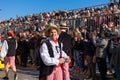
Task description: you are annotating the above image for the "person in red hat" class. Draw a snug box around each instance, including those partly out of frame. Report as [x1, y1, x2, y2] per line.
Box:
[0, 30, 18, 80]
[8, 30, 15, 37]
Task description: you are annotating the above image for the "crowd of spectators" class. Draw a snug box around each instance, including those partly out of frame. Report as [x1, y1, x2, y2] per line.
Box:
[0, 1, 120, 80]
[0, 1, 120, 34]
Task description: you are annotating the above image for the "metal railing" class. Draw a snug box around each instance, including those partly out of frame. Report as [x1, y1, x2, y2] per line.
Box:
[0, 12, 120, 35]
[53, 13, 120, 29]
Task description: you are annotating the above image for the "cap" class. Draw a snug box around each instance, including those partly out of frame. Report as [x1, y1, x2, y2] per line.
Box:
[60, 22, 68, 29]
[8, 30, 15, 37]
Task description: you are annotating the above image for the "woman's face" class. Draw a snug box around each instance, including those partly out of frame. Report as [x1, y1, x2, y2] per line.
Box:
[50, 29, 58, 40]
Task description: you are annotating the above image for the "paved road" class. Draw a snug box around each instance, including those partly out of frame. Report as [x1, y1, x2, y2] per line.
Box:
[0, 66, 116, 80]
[0, 67, 39, 80]
[70, 69, 116, 80]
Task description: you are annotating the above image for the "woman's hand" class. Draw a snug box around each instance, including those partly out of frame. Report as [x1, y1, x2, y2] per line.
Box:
[65, 56, 71, 63]
[59, 58, 65, 64]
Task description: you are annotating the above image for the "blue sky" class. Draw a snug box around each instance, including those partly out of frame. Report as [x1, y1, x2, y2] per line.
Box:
[0, 0, 109, 20]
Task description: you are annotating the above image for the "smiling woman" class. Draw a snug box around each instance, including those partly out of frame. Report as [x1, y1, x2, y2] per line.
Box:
[39, 25, 71, 80]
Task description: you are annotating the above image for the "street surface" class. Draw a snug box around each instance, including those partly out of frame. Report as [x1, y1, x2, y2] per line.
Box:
[0, 66, 39, 80]
[0, 66, 116, 80]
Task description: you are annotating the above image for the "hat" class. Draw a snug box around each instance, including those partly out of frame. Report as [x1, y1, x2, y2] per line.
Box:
[60, 22, 68, 29]
[8, 30, 15, 37]
[49, 23, 57, 27]
[45, 26, 60, 37]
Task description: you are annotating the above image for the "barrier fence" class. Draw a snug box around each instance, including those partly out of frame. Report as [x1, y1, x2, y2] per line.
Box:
[0, 12, 120, 35]
[54, 13, 120, 29]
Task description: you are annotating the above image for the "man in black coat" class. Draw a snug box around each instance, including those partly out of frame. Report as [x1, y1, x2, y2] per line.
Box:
[58, 22, 73, 80]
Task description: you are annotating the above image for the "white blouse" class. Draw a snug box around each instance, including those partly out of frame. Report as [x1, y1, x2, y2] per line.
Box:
[40, 38, 68, 66]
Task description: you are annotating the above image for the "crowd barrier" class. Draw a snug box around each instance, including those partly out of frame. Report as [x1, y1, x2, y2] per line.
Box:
[0, 13, 120, 35]
[54, 13, 120, 29]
